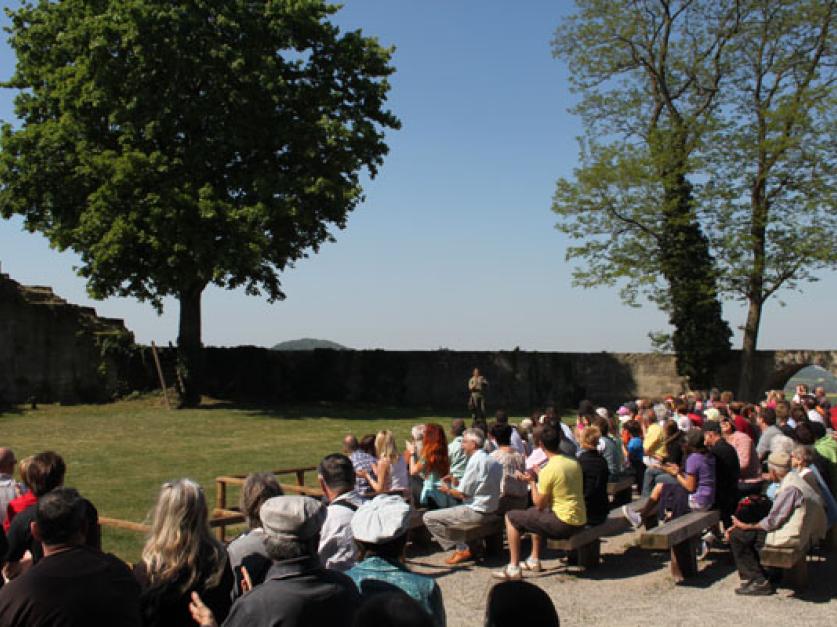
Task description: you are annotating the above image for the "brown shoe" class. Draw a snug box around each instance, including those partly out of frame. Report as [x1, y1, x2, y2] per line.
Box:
[445, 549, 473, 565]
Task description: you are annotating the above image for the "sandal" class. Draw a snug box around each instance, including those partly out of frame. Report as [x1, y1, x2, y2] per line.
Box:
[491, 565, 522, 581]
[520, 558, 542, 572]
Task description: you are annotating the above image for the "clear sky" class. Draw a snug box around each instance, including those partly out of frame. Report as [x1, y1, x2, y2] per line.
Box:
[0, 1, 834, 352]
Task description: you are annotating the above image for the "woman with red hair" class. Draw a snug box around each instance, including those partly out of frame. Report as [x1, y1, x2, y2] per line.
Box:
[406, 423, 456, 509]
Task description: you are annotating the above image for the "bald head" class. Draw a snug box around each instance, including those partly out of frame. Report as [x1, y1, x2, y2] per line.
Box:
[451, 419, 466, 437]
[0, 448, 16, 474]
[343, 435, 359, 453]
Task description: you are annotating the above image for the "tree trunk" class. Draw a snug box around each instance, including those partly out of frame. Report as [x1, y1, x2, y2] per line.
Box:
[653, 130, 731, 390]
[177, 285, 204, 407]
[738, 297, 763, 402]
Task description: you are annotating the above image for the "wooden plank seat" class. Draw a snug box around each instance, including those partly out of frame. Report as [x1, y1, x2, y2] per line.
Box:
[546, 507, 633, 569]
[639, 509, 719, 580]
[607, 477, 634, 507]
[760, 544, 811, 590]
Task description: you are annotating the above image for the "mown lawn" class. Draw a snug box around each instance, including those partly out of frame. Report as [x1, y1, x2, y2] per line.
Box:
[0, 395, 453, 563]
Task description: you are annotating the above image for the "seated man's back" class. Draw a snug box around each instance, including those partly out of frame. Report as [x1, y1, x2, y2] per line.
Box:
[0, 487, 140, 626]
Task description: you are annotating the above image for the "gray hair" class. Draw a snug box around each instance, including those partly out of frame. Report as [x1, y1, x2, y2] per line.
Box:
[264, 536, 315, 562]
[791, 445, 814, 468]
[411, 424, 426, 441]
[771, 435, 795, 455]
[463, 428, 485, 448]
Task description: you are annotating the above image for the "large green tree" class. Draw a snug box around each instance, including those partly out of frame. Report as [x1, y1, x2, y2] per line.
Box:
[552, 0, 835, 398]
[702, 0, 835, 399]
[0, 0, 399, 405]
[552, 0, 737, 389]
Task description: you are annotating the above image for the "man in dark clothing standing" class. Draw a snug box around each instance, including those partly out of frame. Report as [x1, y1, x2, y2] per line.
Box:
[190, 495, 360, 627]
[0, 487, 141, 626]
[704, 422, 741, 527]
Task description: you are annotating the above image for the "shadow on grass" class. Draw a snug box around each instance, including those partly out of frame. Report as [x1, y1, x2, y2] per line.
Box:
[198, 399, 459, 422]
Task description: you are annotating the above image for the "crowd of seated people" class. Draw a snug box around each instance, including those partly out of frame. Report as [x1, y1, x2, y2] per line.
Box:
[0, 385, 833, 624]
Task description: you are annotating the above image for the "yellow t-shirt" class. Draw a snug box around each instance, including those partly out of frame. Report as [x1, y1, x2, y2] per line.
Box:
[538, 454, 586, 526]
[643, 423, 665, 459]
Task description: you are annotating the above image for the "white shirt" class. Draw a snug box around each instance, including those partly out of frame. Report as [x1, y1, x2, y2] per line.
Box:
[318, 490, 365, 572]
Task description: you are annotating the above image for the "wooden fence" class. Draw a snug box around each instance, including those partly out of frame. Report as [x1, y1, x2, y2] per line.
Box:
[98, 466, 321, 544]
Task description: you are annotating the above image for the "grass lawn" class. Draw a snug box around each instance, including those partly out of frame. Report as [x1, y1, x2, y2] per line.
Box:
[0, 395, 454, 563]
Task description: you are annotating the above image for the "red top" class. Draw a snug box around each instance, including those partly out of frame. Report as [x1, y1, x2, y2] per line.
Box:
[688, 413, 704, 428]
[4, 491, 36, 532]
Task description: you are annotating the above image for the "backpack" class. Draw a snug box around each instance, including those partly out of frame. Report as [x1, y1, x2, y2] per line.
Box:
[734, 494, 772, 524]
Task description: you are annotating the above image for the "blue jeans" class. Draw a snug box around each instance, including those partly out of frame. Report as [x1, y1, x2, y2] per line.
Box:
[641, 466, 677, 497]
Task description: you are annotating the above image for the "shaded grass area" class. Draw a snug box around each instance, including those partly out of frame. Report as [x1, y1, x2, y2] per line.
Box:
[0, 395, 451, 563]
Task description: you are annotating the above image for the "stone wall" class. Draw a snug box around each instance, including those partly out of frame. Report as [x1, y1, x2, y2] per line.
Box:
[3, 271, 834, 408]
[0, 272, 132, 404]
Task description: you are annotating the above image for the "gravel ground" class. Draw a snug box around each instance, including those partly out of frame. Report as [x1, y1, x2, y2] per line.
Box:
[405, 528, 837, 627]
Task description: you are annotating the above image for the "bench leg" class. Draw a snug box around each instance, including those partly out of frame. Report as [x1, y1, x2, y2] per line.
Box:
[483, 532, 504, 556]
[670, 537, 698, 581]
[575, 540, 601, 570]
[611, 489, 631, 508]
[782, 557, 808, 590]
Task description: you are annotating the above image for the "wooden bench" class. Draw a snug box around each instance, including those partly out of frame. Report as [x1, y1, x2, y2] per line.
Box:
[607, 477, 634, 507]
[444, 515, 505, 555]
[639, 509, 719, 580]
[760, 544, 811, 590]
[546, 508, 632, 569]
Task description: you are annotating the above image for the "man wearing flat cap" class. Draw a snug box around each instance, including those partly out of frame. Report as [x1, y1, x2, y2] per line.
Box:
[346, 494, 446, 627]
[190, 495, 360, 627]
[726, 451, 827, 596]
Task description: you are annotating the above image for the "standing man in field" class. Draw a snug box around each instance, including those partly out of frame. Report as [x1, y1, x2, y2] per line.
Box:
[468, 368, 488, 421]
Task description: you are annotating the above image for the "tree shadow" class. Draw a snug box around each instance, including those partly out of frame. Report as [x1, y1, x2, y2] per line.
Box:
[197, 399, 450, 422]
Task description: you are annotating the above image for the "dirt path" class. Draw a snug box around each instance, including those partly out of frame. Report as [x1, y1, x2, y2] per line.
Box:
[407, 528, 837, 627]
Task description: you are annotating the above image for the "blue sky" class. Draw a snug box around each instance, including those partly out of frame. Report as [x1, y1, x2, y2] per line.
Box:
[0, 0, 834, 351]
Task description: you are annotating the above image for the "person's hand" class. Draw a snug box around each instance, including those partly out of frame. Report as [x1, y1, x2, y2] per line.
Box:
[356, 469, 368, 479]
[405, 441, 415, 455]
[189, 591, 218, 627]
[664, 463, 679, 476]
[240, 566, 253, 594]
[731, 515, 750, 530]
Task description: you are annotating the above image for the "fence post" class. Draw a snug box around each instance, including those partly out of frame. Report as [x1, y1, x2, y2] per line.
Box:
[215, 479, 227, 542]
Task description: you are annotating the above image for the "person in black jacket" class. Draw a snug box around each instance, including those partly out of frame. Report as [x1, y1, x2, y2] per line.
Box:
[578, 426, 610, 526]
[704, 422, 741, 528]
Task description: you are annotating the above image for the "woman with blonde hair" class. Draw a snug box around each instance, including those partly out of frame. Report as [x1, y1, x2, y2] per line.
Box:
[360, 430, 410, 498]
[133, 479, 233, 627]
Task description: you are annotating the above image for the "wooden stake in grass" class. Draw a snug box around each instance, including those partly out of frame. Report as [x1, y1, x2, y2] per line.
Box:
[151, 342, 170, 410]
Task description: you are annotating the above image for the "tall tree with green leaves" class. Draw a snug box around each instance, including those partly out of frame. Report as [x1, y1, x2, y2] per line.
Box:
[702, 0, 835, 399]
[552, 0, 737, 389]
[0, 0, 399, 405]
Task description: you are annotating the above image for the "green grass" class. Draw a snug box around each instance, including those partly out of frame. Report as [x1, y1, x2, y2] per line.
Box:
[0, 395, 453, 563]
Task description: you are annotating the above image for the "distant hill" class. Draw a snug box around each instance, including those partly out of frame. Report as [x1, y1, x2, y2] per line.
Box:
[271, 338, 349, 351]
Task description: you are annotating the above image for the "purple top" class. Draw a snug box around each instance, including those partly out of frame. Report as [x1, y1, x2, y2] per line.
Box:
[685, 451, 716, 509]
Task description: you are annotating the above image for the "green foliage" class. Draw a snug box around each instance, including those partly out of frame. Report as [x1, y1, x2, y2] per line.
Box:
[0, 1, 399, 401]
[553, 0, 736, 387]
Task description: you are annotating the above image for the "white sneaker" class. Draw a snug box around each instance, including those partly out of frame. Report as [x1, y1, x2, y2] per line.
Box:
[622, 505, 642, 529]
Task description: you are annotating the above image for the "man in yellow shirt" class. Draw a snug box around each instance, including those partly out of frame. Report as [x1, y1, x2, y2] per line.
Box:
[642, 408, 665, 462]
[493, 423, 586, 580]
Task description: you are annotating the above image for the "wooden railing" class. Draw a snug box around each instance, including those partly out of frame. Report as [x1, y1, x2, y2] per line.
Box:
[213, 466, 323, 540]
[98, 466, 323, 544]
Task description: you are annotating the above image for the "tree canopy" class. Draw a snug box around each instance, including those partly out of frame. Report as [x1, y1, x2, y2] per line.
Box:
[553, 0, 834, 395]
[0, 0, 399, 404]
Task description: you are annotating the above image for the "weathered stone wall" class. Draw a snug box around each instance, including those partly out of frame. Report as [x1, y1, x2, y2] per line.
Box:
[3, 271, 834, 407]
[0, 273, 130, 404]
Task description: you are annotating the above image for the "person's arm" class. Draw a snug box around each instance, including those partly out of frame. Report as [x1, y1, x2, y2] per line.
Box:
[437, 482, 464, 502]
[732, 487, 803, 532]
[364, 459, 391, 494]
[663, 463, 697, 493]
